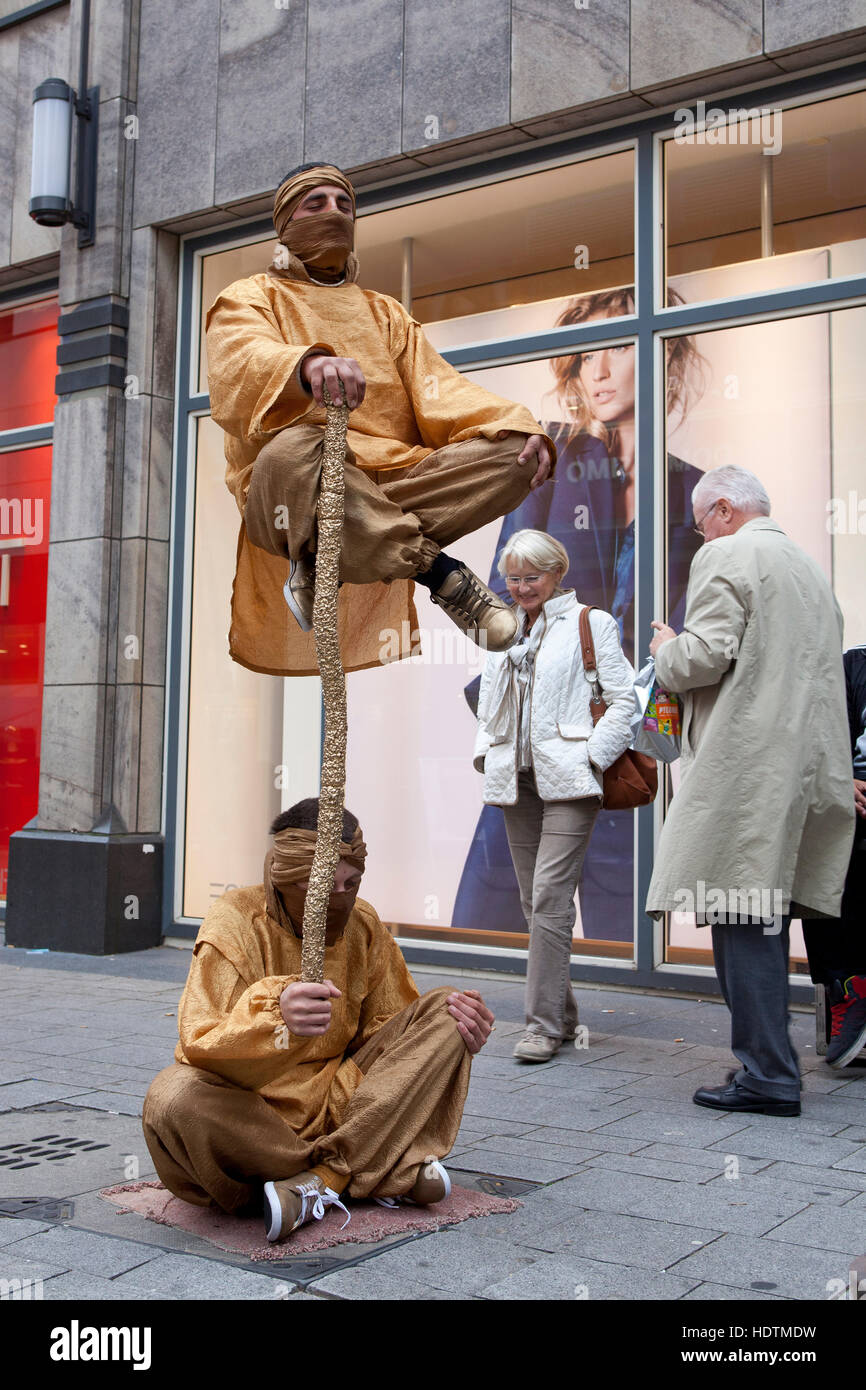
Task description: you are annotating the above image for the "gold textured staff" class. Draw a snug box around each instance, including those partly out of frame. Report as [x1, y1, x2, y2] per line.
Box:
[300, 380, 350, 984]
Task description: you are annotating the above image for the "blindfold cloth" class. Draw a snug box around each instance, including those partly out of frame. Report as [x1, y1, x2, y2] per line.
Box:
[273, 166, 357, 278]
[264, 825, 367, 941]
[278, 210, 355, 275]
[273, 166, 356, 236]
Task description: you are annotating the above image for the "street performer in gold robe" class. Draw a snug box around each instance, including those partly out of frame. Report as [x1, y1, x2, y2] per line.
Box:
[205, 162, 556, 676]
[142, 798, 494, 1242]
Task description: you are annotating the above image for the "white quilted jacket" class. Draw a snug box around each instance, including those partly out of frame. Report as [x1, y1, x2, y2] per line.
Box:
[473, 591, 636, 805]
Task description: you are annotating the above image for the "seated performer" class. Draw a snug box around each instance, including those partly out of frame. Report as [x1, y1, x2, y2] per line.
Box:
[142, 799, 493, 1242]
[205, 162, 556, 676]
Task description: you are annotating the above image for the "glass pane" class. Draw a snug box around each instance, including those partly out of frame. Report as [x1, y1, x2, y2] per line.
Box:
[662, 306, 866, 967]
[347, 338, 645, 959]
[357, 152, 635, 348]
[198, 151, 635, 389]
[0, 299, 59, 432]
[183, 416, 322, 919]
[0, 445, 52, 900]
[664, 92, 866, 305]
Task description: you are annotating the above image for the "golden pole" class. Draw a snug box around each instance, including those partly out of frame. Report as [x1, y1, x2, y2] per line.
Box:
[300, 380, 350, 984]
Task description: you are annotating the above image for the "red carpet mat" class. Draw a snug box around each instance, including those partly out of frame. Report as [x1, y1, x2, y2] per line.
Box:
[100, 1180, 521, 1260]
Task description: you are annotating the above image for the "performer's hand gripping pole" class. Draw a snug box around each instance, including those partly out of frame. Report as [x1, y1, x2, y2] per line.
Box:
[300, 381, 350, 984]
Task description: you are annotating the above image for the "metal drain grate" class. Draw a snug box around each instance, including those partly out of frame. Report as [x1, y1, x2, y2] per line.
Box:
[450, 1171, 540, 1199]
[0, 1197, 74, 1221]
[0, 1134, 110, 1170]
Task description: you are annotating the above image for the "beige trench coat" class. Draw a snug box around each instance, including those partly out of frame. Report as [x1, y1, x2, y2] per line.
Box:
[645, 518, 854, 919]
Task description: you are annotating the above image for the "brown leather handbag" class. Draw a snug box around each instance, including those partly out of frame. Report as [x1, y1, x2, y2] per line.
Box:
[578, 606, 658, 811]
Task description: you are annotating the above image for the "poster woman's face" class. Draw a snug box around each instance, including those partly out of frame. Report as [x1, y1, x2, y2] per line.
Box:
[577, 343, 635, 425]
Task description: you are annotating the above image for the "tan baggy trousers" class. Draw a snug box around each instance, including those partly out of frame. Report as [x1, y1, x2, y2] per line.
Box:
[243, 425, 537, 584]
[142, 988, 471, 1214]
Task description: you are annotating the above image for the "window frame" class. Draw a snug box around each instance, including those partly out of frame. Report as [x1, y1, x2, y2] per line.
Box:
[166, 65, 866, 1000]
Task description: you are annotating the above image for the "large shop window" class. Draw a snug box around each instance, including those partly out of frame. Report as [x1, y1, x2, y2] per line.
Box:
[663, 303, 866, 968]
[664, 91, 866, 304]
[182, 416, 322, 920]
[188, 155, 639, 945]
[186, 326, 642, 951]
[197, 150, 635, 391]
[187, 112, 865, 962]
[348, 345, 638, 959]
[0, 298, 58, 899]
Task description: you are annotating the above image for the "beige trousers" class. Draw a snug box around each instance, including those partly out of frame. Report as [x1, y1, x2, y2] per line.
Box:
[243, 425, 536, 584]
[142, 988, 471, 1214]
[503, 769, 601, 1041]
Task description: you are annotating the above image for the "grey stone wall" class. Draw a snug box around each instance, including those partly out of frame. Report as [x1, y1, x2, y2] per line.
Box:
[124, 0, 866, 230]
[2, 0, 866, 857]
[0, 4, 70, 287]
[5, 1, 866, 263]
[0, 0, 172, 838]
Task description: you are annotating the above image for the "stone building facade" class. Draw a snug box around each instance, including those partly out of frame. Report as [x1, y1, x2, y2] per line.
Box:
[1, 0, 865, 986]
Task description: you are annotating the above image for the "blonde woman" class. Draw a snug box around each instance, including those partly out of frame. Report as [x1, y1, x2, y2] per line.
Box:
[473, 529, 635, 1062]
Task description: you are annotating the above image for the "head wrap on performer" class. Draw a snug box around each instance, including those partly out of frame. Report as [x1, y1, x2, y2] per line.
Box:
[264, 823, 367, 941]
[273, 165, 357, 279]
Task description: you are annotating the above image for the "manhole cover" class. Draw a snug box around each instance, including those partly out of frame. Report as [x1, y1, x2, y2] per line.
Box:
[449, 1170, 540, 1198]
[0, 1134, 109, 1169]
[0, 1197, 74, 1221]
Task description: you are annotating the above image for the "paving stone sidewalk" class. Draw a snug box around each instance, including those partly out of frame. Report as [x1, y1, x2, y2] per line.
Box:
[1, 943, 865, 1302]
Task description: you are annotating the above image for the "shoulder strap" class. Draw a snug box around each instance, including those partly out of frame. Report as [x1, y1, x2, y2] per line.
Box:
[578, 605, 597, 675]
[578, 605, 606, 725]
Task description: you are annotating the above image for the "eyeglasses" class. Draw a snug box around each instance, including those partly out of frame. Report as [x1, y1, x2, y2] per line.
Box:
[505, 575, 542, 588]
[693, 500, 719, 537]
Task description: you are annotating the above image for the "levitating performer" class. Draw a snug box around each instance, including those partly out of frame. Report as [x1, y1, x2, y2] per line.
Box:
[205, 163, 556, 675]
[143, 799, 494, 1241]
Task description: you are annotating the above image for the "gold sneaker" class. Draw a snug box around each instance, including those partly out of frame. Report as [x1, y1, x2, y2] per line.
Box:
[373, 1155, 452, 1210]
[429, 562, 518, 652]
[282, 555, 315, 632]
[408, 1155, 451, 1205]
[263, 1170, 350, 1243]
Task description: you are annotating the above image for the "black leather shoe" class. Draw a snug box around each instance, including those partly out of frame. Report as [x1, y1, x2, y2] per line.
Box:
[692, 1081, 800, 1116]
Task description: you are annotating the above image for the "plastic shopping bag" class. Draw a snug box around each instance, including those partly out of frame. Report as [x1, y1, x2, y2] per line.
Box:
[630, 659, 682, 763]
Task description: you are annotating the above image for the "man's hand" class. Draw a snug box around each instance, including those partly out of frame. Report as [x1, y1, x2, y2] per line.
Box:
[300, 353, 366, 409]
[855, 778, 866, 819]
[447, 988, 494, 1055]
[650, 619, 677, 657]
[516, 434, 553, 490]
[279, 979, 341, 1035]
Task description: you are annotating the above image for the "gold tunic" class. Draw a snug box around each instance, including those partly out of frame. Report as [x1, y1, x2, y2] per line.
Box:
[205, 253, 551, 675]
[174, 887, 420, 1139]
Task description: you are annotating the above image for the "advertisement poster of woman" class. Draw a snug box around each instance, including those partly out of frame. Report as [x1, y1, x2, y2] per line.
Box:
[452, 288, 706, 944]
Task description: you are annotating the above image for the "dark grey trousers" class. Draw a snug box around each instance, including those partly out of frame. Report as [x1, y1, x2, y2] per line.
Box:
[711, 916, 800, 1101]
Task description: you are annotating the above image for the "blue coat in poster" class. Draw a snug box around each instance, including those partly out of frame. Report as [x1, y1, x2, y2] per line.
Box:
[452, 426, 703, 943]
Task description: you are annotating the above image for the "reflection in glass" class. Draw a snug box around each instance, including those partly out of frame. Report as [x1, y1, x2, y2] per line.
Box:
[451, 291, 706, 953]
[0, 299, 58, 431]
[665, 92, 866, 304]
[0, 446, 52, 900]
[198, 150, 636, 387]
[183, 417, 283, 919]
[663, 306, 866, 966]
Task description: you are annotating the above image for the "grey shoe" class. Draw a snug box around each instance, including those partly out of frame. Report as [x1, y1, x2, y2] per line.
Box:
[429, 562, 518, 652]
[283, 555, 315, 631]
[512, 1031, 559, 1063]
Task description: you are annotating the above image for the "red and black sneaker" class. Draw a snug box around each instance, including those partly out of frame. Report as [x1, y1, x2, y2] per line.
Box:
[826, 975, 866, 1069]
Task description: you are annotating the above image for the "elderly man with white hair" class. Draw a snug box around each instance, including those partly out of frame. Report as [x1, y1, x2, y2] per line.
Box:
[647, 465, 854, 1116]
